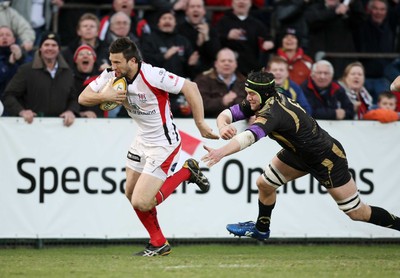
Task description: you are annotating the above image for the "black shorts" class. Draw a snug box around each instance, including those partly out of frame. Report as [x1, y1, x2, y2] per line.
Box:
[277, 139, 352, 189]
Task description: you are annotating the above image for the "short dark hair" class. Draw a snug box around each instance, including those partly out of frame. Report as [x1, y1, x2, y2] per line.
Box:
[378, 91, 397, 102]
[109, 37, 142, 63]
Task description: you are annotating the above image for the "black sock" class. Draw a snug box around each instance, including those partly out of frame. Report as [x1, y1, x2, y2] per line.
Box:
[368, 206, 400, 231]
[255, 200, 275, 232]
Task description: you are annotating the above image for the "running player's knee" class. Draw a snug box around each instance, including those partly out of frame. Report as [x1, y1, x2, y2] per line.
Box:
[132, 202, 152, 212]
[336, 192, 365, 220]
[131, 197, 153, 212]
[261, 163, 287, 189]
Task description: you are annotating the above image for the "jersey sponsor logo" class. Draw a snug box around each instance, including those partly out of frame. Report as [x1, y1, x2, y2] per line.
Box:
[131, 109, 157, 116]
[127, 151, 140, 162]
[138, 93, 147, 103]
[126, 97, 155, 115]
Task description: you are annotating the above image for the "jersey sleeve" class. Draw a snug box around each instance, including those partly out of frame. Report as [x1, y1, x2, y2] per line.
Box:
[89, 69, 115, 92]
[144, 65, 185, 94]
[229, 99, 255, 122]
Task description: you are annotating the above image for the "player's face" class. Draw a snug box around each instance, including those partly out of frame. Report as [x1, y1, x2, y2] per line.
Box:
[245, 88, 261, 111]
[378, 97, 396, 111]
[109, 52, 131, 78]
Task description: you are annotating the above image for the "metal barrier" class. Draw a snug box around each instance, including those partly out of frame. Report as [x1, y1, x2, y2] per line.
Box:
[315, 51, 400, 62]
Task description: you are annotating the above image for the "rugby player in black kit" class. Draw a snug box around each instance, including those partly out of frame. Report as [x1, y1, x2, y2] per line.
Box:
[202, 70, 400, 240]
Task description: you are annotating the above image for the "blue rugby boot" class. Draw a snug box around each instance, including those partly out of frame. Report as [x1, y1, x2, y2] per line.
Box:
[226, 221, 270, 241]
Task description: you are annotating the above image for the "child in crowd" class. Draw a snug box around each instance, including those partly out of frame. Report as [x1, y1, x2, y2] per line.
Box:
[363, 91, 399, 123]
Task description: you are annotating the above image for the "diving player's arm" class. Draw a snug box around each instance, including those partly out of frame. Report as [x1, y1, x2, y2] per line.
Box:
[217, 109, 237, 140]
[202, 130, 255, 167]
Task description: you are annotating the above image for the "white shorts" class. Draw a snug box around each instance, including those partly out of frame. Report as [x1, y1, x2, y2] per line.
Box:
[126, 137, 181, 181]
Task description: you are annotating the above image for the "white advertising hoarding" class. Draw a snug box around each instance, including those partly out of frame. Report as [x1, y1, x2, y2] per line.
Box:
[0, 117, 399, 239]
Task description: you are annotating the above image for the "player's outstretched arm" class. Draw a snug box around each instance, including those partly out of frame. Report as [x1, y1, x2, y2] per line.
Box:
[202, 130, 255, 167]
[202, 140, 241, 168]
[181, 79, 219, 139]
[390, 76, 400, 92]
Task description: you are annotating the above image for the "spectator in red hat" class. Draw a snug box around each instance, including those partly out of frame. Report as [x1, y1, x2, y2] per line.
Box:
[3, 30, 79, 126]
[72, 44, 103, 118]
[276, 27, 313, 86]
[62, 13, 110, 73]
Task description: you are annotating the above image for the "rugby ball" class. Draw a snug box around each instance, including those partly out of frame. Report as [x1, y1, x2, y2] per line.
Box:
[99, 77, 127, 111]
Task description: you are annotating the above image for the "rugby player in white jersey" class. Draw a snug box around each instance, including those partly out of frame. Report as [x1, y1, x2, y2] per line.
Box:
[79, 37, 218, 256]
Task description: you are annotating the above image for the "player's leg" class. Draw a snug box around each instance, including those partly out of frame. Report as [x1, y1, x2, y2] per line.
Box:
[125, 167, 140, 202]
[155, 158, 210, 206]
[126, 140, 171, 256]
[227, 154, 308, 240]
[328, 178, 400, 231]
[130, 171, 171, 256]
[256, 156, 308, 231]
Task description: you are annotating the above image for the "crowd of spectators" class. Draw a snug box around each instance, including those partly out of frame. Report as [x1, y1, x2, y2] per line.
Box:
[0, 0, 399, 123]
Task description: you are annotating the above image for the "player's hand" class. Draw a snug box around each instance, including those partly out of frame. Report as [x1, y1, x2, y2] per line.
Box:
[100, 78, 126, 104]
[60, 110, 75, 127]
[201, 145, 223, 168]
[219, 124, 237, 140]
[196, 121, 219, 139]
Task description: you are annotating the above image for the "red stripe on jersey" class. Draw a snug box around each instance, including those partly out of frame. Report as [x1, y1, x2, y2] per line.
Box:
[161, 143, 181, 174]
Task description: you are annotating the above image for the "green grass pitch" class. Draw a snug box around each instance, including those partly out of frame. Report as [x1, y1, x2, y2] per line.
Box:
[1, 244, 399, 277]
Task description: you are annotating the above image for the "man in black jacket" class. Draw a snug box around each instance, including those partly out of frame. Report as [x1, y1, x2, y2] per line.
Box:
[3, 31, 79, 126]
[177, 0, 221, 79]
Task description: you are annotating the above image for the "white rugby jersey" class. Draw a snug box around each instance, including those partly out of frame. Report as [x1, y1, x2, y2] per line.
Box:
[90, 62, 185, 145]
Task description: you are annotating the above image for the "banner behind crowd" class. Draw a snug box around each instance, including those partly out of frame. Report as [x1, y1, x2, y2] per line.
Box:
[1, 118, 399, 239]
